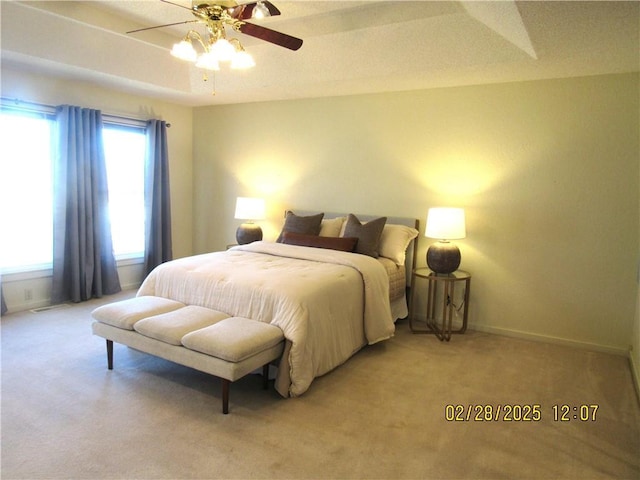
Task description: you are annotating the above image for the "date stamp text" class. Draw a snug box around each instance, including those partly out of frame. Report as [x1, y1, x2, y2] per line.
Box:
[444, 404, 599, 422]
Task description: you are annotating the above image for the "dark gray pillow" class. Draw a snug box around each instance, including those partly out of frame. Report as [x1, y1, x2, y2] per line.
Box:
[276, 211, 324, 243]
[281, 232, 358, 252]
[343, 214, 387, 257]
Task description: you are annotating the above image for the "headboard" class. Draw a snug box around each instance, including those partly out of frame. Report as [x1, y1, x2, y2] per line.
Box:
[291, 210, 420, 285]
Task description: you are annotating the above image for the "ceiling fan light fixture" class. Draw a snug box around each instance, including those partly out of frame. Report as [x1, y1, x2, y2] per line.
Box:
[211, 37, 236, 62]
[231, 50, 255, 69]
[170, 39, 197, 62]
[142, 0, 301, 79]
[252, 1, 271, 19]
[195, 52, 221, 70]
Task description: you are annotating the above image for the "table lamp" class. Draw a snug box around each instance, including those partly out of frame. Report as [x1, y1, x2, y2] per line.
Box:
[234, 197, 266, 244]
[425, 207, 466, 274]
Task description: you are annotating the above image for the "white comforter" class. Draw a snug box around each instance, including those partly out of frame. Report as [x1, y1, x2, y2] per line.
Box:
[137, 242, 395, 397]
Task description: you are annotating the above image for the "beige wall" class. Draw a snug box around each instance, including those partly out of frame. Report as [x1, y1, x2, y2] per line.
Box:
[2, 67, 637, 359]
[634, 110, 640, 395]
[1, 67, 194, 309]
[194, 73, 639, 353]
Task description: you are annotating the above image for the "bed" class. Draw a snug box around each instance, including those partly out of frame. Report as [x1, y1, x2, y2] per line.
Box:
[137, 211, 419, 397]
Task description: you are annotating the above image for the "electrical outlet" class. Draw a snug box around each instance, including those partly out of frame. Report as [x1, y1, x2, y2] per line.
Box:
[24, 289, 33, 301]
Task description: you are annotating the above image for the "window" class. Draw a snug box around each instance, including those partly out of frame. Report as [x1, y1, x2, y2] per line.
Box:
[103, 124, 146, 258]
[0, 110, 54, 271]
[0, 107, 147, 272]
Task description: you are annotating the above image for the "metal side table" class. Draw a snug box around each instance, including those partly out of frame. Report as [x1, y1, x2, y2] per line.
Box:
[409, 268, 471, 341]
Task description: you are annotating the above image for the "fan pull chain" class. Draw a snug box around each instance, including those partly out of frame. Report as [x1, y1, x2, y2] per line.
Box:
[201, 72, 216, 96]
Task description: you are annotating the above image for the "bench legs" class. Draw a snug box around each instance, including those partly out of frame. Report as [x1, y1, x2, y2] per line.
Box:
[221, 364, 270, 414]
[106, 340, 113, 370]
[262, 364, 269, 389]
[222, 379, 230, 414]
[103, 340, 271, 415]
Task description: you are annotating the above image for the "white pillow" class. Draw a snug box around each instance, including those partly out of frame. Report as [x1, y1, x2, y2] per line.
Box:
[379, 224, 419, 265]
[319, 216, 346, 237]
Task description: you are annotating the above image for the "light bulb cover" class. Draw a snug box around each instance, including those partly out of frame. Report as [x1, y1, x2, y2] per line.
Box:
[252, 1, 271, 19]
[171, 40, 197, 62]
[231, 50, 255, 69]
[211, 38, 236, 62]
[195, 52, 220, 71]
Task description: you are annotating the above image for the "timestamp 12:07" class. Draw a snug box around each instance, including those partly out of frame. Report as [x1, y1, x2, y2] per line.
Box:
[552, 404, 599, 422]
[443, 404, 600, 422]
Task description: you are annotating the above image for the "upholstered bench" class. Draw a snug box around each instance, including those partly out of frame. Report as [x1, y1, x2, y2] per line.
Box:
[91, 296, 285, 414]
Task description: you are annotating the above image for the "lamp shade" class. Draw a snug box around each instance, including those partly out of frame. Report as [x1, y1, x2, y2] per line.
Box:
[234, 197, 265, 220]
[425, 207, 466, 240]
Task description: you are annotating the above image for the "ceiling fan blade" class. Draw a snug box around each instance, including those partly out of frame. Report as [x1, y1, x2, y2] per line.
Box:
[159, 0, 194, 12]
[126, 19, 198, 34]
[238, 22, 302, 50]
[231, 1, 281, 20]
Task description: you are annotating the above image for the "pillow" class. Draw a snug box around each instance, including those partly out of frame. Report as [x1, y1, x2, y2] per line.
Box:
[276, 211, 324, 243]
[319, 216, 346, 237]
[379, 224, 419, 265]
[281, 232, 357, 252]
[342, 214, 387, 258]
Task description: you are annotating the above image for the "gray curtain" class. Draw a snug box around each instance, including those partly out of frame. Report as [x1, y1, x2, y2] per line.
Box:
[52, 105, 121, 303]
[144, 119, 172, 275]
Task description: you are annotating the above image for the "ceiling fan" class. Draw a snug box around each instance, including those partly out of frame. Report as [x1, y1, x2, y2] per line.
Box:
[127, 0, 303, 72]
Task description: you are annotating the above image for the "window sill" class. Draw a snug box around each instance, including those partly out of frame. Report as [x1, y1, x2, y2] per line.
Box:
[115, 254, 144, 266]
[1, 256, 143, 283]
[1, 265, 53, 282]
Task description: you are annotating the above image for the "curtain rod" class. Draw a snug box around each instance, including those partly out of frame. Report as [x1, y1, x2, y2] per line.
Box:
[0, 97, 171, 127]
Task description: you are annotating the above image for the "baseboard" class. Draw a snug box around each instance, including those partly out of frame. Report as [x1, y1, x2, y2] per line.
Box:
[120, 282, 141, 291]
[4, 283, 140, 314]
[470, 323, 629, 357]
[630, 351, 640, 406]
[7, 298, 51, 313]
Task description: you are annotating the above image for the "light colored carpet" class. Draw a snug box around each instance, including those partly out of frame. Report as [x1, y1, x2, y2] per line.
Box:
[1, 290, 639, 479]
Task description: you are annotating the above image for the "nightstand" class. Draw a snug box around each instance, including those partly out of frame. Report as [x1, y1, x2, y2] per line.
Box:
[409, 268, 471, 341]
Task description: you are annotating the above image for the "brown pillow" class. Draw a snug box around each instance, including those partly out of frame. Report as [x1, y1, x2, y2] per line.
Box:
[342, 214, 387, 257]
[281, 232, 357, 252]
[276, 211, 324, 242]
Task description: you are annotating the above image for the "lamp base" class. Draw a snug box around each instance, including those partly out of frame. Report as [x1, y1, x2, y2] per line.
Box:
[427, 241, 461, 274]
[236, 223, 263, 245]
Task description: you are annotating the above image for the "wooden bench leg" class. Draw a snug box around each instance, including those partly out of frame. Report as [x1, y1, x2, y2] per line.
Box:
[222, 379, 230, 414]
[106, 339, 113, 370]
[262, 364, 269, 389]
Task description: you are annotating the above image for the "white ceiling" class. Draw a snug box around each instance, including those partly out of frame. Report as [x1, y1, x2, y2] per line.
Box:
[1, 1, 638, 106]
